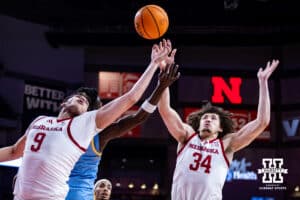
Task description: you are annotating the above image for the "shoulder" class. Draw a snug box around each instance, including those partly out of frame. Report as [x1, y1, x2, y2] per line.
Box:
[73, 111, 97, 122]
[181, 124, 196, 142]
[221, 132, 236, 153]
[35, 115, 48, 121]
[180, 129, 197, 146]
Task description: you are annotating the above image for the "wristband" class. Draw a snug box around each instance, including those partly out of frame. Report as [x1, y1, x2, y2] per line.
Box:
[141, 100, 157, 113]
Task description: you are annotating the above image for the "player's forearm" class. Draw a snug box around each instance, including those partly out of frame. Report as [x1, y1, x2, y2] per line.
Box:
[158, 88, 171, 113]
[0, 146, 20, 162]
[127, 61, 159, 103]
[114, 79, 170, 136]
[98, 82, 166, 145]
[100, 111, 150, 148]
[107, 81, 172, 140]
[256, 80, 270, 127]
[147, 83, 167, 106]
[96, 62, 158, 129]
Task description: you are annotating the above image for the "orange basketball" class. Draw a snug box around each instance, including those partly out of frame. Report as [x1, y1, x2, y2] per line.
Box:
[134, 5, 169, 40]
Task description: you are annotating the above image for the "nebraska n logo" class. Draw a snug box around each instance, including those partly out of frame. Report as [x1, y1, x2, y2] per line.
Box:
[258, 158, 288, 183]
[211, 76, 242, 104]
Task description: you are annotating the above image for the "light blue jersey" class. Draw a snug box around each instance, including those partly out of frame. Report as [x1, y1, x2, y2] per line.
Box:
[66, 134, 101, 200]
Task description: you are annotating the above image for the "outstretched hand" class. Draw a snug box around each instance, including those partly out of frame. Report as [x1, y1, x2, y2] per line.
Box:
[151, 39, 176, 69]
[257, 59, 279, 82]
[158, 63, 180, 89]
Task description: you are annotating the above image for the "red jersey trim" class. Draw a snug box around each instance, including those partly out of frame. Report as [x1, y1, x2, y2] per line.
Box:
[219, 139, 230, 168]
[25, 116, 47, 136]
[177, 132, 197, 157]
[209, 138, 218, 143]
[67, 118, 87, 152]
[57, 117, 72, 123]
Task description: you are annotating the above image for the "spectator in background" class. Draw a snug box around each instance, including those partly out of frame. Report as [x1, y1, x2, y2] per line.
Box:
[94, 179, 112, 200]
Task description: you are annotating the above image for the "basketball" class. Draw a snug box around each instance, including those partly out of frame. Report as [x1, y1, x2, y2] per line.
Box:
[134, 5, 169, 40]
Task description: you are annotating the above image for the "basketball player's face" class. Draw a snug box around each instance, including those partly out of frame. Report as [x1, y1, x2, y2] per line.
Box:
[94, 180, 112, 200]
[199, 113, 223, 138]
[63, 95, 89, 116]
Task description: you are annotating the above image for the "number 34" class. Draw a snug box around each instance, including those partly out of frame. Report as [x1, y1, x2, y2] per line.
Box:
[189, 152, 212, 173]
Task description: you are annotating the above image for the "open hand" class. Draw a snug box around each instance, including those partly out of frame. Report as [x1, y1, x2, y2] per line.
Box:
[151, 39, 174, 67]
[158, 62, 180, 89]
[257, 60, 279, 82]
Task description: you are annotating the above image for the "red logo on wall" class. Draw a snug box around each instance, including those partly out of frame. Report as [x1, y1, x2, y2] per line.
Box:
[211, 76, 242, 104]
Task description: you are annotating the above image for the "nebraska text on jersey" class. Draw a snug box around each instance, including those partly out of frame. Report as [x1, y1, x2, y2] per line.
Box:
[188, 143, 219, 154]
[32, 125, 63, 132]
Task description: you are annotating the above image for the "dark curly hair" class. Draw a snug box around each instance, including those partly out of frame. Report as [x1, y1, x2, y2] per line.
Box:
[63, 87, 102, 111]
[186, 103, 234, 138]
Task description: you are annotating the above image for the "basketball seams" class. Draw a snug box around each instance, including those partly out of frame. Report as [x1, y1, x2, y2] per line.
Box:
[145, 6, 161, 38]
[149, 5, 168, 35]
[140, 9, 152, 39]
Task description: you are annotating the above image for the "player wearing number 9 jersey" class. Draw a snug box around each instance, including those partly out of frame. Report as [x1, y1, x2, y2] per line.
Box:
[158, 60, 279, 200]
[0, 39, 174, 200]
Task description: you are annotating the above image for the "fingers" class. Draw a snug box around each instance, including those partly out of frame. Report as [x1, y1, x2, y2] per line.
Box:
[159, 41, 163, 50]
[152, 44, 158, 50]
[267, 59, 279, 77]
[176, 71, 181, 80]
[170, 49, 177, 58]
[266, 61, 270, 69]
[266, 59, 279, 71]
[270, 59, 279, 68]
[258, 59, 279, 80]
[166, 39, 172, 49]
[170, 64, 178, 78]
[159, 38, 171, 51]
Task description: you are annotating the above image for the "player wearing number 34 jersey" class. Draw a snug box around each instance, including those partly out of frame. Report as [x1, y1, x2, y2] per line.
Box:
[158, 60, 279, 200]
[172, 134, 229, 199]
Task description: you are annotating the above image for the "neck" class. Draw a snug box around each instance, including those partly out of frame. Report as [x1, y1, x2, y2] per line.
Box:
[57, 109, 73, 120]
[199, 132, 218, 141]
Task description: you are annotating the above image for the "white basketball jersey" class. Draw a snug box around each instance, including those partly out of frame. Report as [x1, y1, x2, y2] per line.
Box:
[171, 133, 230, 200]
[14, 111, 99, 200]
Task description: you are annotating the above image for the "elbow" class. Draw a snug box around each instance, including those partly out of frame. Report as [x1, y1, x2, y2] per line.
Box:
[262, 116, 270, 127]
[257, 118, 270, 130]
[11, 146, 19, 160]
[2, 146, 19, 161]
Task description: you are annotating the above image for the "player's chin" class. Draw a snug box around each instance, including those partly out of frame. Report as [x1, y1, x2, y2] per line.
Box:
[200, 129, 213, 136]
[100, 194, 109, 200]
[95, 195, 106, 200]
[201, 128, 212, 134]
[66, 105, 78, 114]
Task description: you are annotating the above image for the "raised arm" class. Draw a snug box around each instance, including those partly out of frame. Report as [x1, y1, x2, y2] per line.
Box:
[99, 63, 180, 150]
[158, 88, 194, 144]
[225, 60, 279, 152]
[0, 134, 26, 162]
[95, 39, 172, 129]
